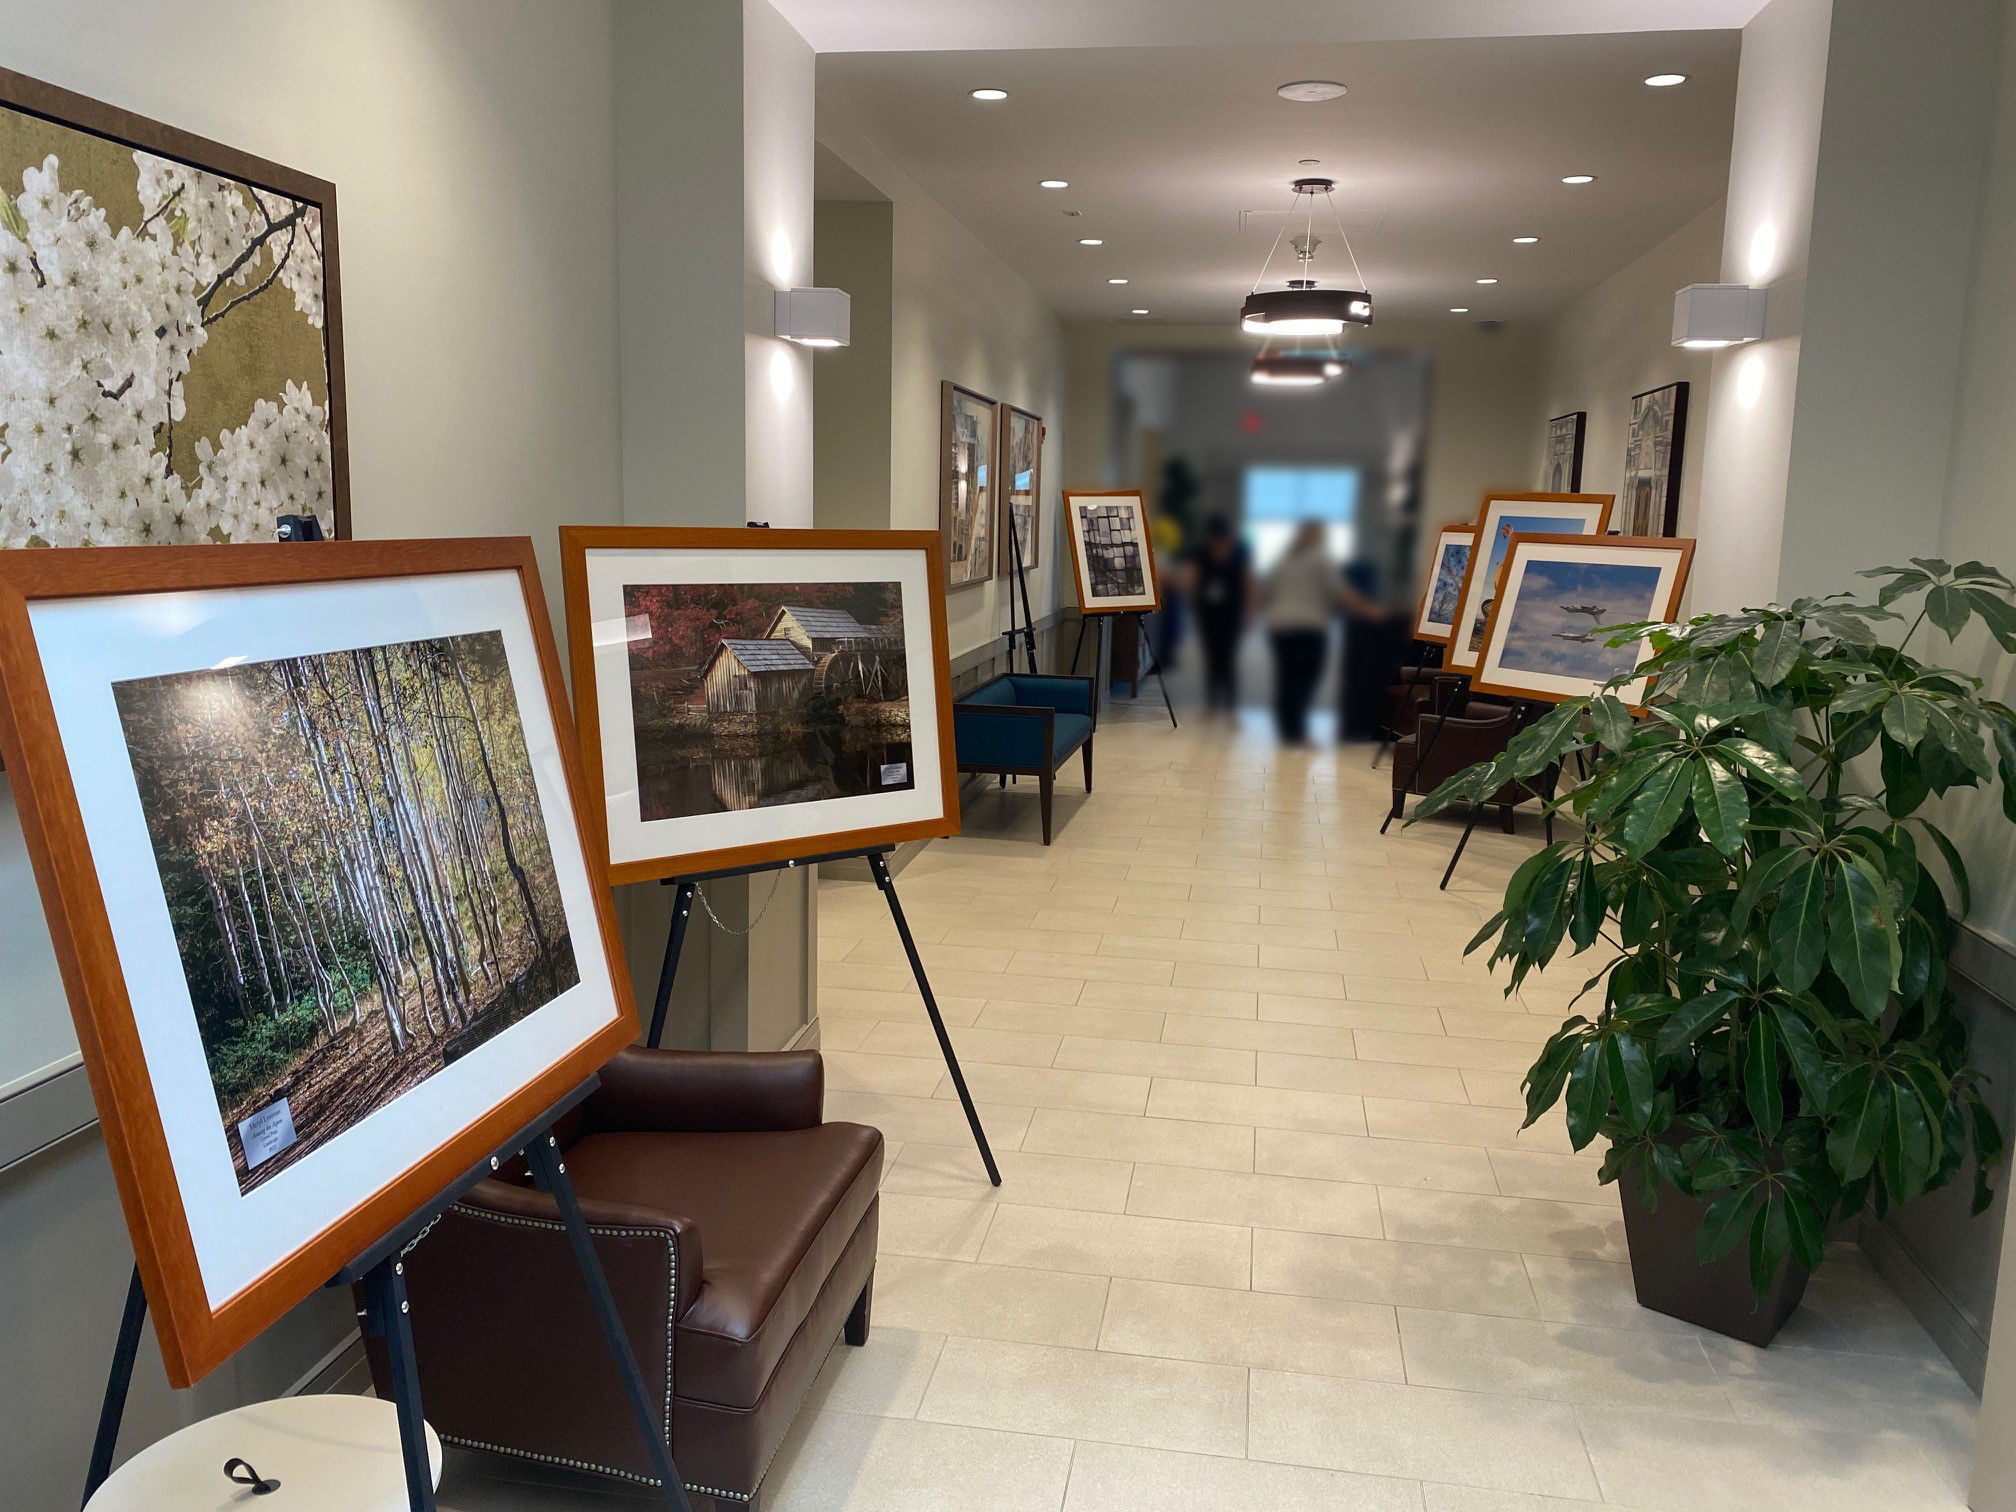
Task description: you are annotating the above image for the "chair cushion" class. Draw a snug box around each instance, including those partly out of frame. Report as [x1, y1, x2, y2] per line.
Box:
[560, 1121, 883, 1410]
[1051, 712, 1093, 762]
[961, 679, 1017, 706]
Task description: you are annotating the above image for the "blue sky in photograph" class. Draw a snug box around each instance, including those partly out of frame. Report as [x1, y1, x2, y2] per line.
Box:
[1428, 541, 1471, 621]
[1497, 558, 1665, 683]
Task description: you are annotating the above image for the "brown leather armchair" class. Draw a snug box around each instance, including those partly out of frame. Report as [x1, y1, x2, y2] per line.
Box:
[385, 1047, 882, 1509]
[1387, 697, 1558, 837]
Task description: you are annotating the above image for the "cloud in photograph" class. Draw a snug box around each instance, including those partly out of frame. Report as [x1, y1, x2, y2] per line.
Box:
[1497, 559, 1665, 684]
[1428, 541, 1470, 622]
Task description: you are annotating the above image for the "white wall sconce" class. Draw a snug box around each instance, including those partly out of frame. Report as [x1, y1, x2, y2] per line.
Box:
[1672, 283, 1767, 349]
[774, 287, 851, 348]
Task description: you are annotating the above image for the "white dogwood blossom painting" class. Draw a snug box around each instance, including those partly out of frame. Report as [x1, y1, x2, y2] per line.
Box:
[2, 81, 341, 548]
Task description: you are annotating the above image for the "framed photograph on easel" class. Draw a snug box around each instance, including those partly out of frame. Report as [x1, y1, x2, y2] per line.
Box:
[1445, 491, 1615, 673]
[0, 539, 633, 1387]
[1063, 489, 1162, 615]
[560, 527, 961, 886]
[1413, 525, 1475, 643]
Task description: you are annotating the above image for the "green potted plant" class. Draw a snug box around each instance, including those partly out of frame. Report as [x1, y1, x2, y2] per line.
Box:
[1414, 559, 2009, 1345]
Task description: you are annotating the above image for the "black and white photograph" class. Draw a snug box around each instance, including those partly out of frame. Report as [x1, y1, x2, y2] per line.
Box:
[1543, 411, 1587, 492]
[941, 381, 996, 589]
[1620, 382, 1689, 536]
[1064, 490, 1161, 614]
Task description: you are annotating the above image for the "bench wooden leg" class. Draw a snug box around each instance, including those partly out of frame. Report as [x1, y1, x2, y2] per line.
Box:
[1081, 736, 1094, 793]
[1040, 770, 1055, 845]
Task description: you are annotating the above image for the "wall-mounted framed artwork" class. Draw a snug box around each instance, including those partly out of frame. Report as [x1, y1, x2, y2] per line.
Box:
[560, 527, 961, 885]
[940, 382, 997, 590]
[1445, 492, 1615, 673]
[1471, 533, 1696, 707]
[0, 65, 348, 548]
[1543, 412, 1587, 493]
[1000, 406, 1043, 573]
[1619, 381, 1690, 537]
[0, 539, 631, 1386]
[1063, 490, 1162, 615]
[1413, 525, 1476, 643]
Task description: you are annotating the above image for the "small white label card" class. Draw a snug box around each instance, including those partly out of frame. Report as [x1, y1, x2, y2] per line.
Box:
[238, 1099, 299, 1170]
[880, 762, 909, 785]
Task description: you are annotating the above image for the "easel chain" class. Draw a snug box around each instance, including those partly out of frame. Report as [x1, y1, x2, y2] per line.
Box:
[693, 869, 787, 937]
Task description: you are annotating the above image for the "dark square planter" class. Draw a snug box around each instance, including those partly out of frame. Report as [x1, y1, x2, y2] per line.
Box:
[1620, 1178, 1812, 1347]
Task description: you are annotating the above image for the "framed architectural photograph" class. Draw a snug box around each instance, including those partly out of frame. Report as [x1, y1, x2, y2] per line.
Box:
[1000, 406, 1043, 573]
[1446, 492, 1615, 672]
[1472, 533, 1696, 707]
[561, 527, 961, 885]
[0, 65, 348, 547]
[0, 540, 631, 1386]
[1543, 412, 1587, 492]
[940, 382, 996, 590]
[1620, 382, 1690, 536]
[1063, 489, 1162, 615]
[1414, 525, 1476, 643]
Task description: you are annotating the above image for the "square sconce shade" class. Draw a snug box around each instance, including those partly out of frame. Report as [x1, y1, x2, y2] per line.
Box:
[1672, 283, 1767, 349]
[775, 286, 852, 347]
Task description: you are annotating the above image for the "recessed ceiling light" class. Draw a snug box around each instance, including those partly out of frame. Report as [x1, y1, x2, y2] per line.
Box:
[1513, 235, 1540, 244]
[1277, 80, 1347, 103]
[1131, 308, 1149, 315]
[1449, 307, 1470, 314]
[1039, 179, 1069, 189]
[1562, 174, 1596, 185]
[1475, 278, 1499, 285]
[970, 88, 1008, 101]
[1078, 238, 1104, 246]
[1108, 278, 1129, 285]
[1645, 73, 1688, 87]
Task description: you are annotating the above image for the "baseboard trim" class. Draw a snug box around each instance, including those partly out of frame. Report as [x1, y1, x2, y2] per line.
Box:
[1858, 1217, 1989, 1392]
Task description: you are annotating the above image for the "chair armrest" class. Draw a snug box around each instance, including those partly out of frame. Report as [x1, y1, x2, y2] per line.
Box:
[451, 1174, 704, 1317]
[954, 703, 1049, 769]
[584, 1046, 823, 1134]
[1006, 674, 1095, 721]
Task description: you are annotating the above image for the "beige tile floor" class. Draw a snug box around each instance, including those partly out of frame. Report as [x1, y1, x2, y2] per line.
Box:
[444, 709, 1977, 1512]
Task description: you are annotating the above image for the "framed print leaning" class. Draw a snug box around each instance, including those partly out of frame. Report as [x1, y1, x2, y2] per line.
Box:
[1619, 381, 1689, 537]
[0, 539, 632, 1386]
[1063, 489, 1162, 615]
[1, 65, 349, 547]
[1542, 412, 1587, 492]
[561, 527, 961, 885]
[1414, 525, 1475, 643]
[1471, 533, 1695, 707]
[1001, 405, 1043, 572]
[940, 382, 996, 590]
[1445, 492, 1614, 673]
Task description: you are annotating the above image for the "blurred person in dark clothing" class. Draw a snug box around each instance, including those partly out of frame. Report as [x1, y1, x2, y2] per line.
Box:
[1264, 521, 1385, 746]
[1185, 514, 1253, 718]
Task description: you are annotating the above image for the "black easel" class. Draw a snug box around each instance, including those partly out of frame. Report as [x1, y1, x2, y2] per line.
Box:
[1000, 507, 1039, 677]
[82, 1079, 693, 1512]
[643, 844, 1000, 1186]
[1067, 612, 1177, 729]
[1372, 639, 1442, 770]
[1433, 699, 1559, 891]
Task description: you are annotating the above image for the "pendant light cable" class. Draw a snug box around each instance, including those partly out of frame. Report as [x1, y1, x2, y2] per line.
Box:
[1249, 183, 1300, 295]
[1325, 189, 1367, 292]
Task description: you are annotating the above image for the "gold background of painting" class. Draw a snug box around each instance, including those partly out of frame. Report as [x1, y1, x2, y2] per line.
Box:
[2, 108, 330, 495]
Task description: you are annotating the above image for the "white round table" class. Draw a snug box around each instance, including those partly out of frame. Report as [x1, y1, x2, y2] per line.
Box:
[86, 1395, 442, 1511]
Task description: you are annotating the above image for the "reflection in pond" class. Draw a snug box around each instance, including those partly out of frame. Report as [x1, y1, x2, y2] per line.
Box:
[639, 727, 915, 819]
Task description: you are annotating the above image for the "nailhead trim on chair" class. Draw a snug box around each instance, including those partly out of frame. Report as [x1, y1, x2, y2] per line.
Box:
[419, 1205, 713, 1491]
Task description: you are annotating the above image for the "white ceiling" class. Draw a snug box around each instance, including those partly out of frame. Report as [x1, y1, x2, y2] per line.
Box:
[776, 0, 1767, 54]
[818, 33, 1740, 325]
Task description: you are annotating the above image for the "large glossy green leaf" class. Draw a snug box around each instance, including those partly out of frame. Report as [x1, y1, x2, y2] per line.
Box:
[1743, 1010, 1784, 1140]
[1652, 988, 1736, 1059]
[1882, 693, 1930, 750]
[1563, 1041, 1609, 1149]
[1914, 819, 1974, 918]
[1610, 1032, 1656, 1131]
[1880, 734, 1933, 817]
[1589, 694, 1636, 751]
[1964, 587, 2016, 651]
[1926, 582, 1972, 639]
[1751, 620, 1801, 687]
[1692, 758, 1749, 856]
[1883, 1080, 1937, 1202]
[1717, 739, 1810, 802]
[1766, 858, 1827, 991]
[1783, 1187, 1826, 1272]
[1770, 1000, 1836, 1111]
[1828, 1063, 1886, 1180]
[1569, 856, 1604, 953]
[1522, 857, 1575, 967]
[1697, 1186, 1755, 1263]
[1828, 856, 1896, 1018]
[1522, 1031, 1584, 1126]
[1624, 758, 1695, 856]
[1750, 1191, 1792, 1296]
[1730, 844, 1811, 935]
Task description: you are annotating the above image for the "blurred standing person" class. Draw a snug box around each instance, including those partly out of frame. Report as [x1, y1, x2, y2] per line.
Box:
[1264, 521, 1384, 746]
[1186, 515, 1252, 719]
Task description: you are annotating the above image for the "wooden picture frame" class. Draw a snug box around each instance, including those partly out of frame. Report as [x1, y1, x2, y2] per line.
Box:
[1000, 406, 1044, 574]
[940, 381, 997, 591]
[1413, 525, 1476, 643]
[1543, 412, 1587, 493]
[1620, 382, 1690, 537]
[1471, 533, 1696, 708]
[0, 64, 351, 544]
[0, 540, 632, 1386]
[560, 527, 962, 886]
[1445, 492, 1616, 673]
[1063, 489, 1162, 616]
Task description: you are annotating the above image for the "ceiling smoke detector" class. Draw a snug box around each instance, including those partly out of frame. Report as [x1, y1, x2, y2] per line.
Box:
[1277, 80, 1347, 103]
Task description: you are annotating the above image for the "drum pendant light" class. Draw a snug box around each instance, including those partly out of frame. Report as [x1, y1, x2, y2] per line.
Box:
[1249, 354, 1331, 386]
[1240, 178, 1373, 336]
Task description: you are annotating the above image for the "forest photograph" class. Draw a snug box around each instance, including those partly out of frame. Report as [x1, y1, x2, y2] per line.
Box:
[622, 580, 913, 822]
[113, 630, 577, 1193]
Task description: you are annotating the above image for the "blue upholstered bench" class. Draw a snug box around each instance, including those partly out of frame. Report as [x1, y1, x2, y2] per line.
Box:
[952, 673, 1096, 844]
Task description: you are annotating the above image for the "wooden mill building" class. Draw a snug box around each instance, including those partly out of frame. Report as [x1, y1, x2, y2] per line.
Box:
[700, 638, 815, 716]
[763, 605, 897, 659]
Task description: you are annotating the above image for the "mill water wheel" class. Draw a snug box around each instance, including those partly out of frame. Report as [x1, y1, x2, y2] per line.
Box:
[813, 646, 906, 702]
